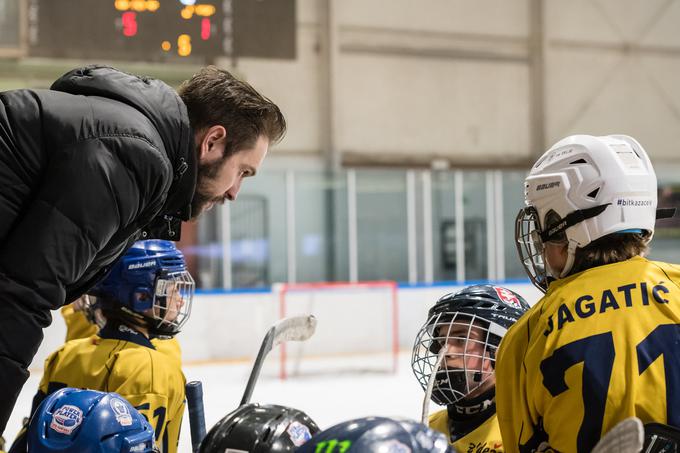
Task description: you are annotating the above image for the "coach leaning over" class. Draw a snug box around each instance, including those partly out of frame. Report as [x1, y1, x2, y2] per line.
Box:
[0, 64, 285, 433]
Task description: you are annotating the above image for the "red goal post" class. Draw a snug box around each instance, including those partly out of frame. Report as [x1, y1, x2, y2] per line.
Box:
[275, 280, 399, 380]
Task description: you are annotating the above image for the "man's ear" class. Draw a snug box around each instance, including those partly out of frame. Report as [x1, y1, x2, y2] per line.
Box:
[197, 125, 227, 163]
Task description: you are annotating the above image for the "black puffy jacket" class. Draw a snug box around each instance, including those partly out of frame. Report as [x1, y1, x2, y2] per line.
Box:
[0, 65, 196, 432]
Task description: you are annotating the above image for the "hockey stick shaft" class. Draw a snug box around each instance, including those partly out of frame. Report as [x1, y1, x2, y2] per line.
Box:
[186, 381, 207, 452]
[239, 315, 317, 407]
[422, 348, 447, 425]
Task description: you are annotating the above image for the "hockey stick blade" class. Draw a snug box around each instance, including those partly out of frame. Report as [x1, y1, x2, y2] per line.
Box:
[272, 314, 318, 346]
[239, 315, 317, 406]
[591, 417, 644, 453]
[421, 347, 447, 425]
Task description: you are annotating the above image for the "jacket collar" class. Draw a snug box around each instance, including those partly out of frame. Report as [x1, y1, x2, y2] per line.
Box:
[162, 129, 197, 221]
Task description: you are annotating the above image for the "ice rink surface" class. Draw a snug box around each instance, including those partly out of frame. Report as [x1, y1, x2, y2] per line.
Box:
[6, 352, 430, 451]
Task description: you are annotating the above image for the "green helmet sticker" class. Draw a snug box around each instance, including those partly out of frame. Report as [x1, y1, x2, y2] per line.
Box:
[314, 439, 353, 453]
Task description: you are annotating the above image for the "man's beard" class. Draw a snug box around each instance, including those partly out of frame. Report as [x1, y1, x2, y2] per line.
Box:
[190, 153, 227, 220]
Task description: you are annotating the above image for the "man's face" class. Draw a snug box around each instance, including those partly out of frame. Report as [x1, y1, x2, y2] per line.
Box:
[191, 127, 269, 219]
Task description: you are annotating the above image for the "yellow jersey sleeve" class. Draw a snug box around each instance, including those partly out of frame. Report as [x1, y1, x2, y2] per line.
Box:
[496, 257, 680, 453]
[60, 305, 97, 342]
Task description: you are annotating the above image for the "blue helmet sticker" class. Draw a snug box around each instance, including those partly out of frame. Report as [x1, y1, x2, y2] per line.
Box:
[110, 398, 133, 427]
[50, 405, 83, 435]
[287, 420, 313, 447]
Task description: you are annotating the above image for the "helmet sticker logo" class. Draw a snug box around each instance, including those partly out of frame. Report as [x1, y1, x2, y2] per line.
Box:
[314, 439, 352, 452]
[493, 287, 521, 308]
[616, 198, 652, 207]
[110, 398, 133, 426]
[286, 421, 313, 447]
[50, 404, 83, 435]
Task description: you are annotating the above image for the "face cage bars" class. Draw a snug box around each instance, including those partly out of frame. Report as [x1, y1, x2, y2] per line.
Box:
[411, 312, 497, 405]
[515, 206, 549, 293]
[152, 270, 195, 332]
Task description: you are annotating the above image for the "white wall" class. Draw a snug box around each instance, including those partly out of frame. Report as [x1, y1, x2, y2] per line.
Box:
[217, 0, 680, 168]
[31, 283, 542, 371]
[544, 0, 680, 159]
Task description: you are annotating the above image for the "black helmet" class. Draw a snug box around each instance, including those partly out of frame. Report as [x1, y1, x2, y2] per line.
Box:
[296, 416, 453, 452]
[199, 403, 319, 453]
[411, 285, 530, 406]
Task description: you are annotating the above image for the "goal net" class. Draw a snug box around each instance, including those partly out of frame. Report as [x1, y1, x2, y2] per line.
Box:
[270, 281, 399, 380]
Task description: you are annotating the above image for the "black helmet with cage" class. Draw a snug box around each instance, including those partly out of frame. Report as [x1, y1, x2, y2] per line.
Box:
[411, 285, 530, 406]
[199, 403, 319, 453]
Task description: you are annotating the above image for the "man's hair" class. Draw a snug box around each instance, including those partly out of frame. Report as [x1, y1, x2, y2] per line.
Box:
[179, 66, 286, 157]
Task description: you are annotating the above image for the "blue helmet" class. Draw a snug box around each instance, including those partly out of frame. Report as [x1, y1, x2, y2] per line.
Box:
[90, 240, 195, 337]
[28, 387, 156, 453]
[295, 417, 454, 452]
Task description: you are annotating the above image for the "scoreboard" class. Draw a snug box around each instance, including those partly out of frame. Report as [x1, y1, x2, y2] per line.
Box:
[27, 0, 295, 63]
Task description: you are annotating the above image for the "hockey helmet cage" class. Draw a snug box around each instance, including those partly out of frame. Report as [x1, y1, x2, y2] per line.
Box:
[89, 239, 195, 337]
[411, 285, 529, 405]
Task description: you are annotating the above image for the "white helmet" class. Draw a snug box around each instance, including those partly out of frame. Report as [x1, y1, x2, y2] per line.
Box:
[515, 134, 670, 292]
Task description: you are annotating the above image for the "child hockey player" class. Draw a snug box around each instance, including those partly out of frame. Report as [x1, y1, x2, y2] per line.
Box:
[497, 134, 680, 453]
[412, 285, 530, 452]
[11, 239, 194, 453]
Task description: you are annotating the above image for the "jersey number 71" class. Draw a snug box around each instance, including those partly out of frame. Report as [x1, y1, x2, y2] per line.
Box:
[540, 324, 680, 453]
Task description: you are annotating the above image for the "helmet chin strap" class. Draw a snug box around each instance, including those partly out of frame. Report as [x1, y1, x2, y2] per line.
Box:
[558, 241, 578, 279]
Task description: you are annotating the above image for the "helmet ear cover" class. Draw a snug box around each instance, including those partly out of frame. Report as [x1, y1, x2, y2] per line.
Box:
[132, 287, 154, 312]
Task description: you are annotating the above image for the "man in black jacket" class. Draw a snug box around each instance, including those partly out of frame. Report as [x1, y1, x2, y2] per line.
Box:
[0, 65, 285, 433]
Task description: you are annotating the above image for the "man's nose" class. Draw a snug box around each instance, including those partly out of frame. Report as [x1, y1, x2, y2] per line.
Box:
[226, 178, 243, 201]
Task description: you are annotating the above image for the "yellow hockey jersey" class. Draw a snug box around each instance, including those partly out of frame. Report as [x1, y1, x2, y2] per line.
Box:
[496, 257, 680, 453]
[430, 409, 504, 453]
[35, 323, 185, 453]
[60, 304, 183, 366]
